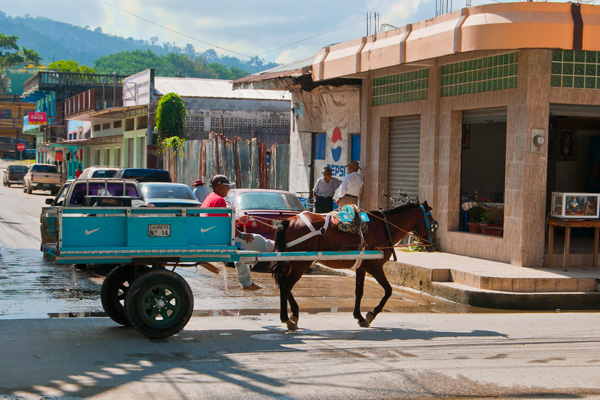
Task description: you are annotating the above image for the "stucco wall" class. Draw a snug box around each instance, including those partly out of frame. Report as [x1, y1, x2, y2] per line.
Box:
[288, 85, 361, 196]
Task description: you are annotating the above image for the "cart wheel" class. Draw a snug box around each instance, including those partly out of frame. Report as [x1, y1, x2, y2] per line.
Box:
[101, 265, 150, 326]
[125, 269, 193, 339]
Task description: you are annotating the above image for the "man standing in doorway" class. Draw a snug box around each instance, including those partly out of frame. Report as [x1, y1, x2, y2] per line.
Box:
[312, 167, 341, 213]
[337, 161, 363, 207]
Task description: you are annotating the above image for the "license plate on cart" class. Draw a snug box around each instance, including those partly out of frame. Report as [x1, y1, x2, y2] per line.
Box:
[148, 224, 171, 237]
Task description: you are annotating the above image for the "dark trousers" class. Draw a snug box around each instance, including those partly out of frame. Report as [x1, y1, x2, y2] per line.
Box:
[314, 196, 334, 213]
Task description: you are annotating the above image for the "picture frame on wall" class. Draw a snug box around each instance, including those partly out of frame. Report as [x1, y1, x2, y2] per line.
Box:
[558, 128, 576, 161]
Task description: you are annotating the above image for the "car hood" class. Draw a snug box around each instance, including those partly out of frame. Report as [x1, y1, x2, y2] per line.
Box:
[147, 199, 201, 207]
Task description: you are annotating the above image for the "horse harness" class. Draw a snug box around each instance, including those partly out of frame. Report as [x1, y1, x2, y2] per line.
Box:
[285, 212, 332, 248]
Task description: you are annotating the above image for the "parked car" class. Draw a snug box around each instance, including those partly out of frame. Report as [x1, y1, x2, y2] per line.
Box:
[3, 164, 28, 187]
[77, 166, 120, 179]
[139, 182, 201, 207]
[23, 163, 62, 195]
[114, 168, 172, 183]
[46, 178, 143, 207]
[225, 189, 306, 240]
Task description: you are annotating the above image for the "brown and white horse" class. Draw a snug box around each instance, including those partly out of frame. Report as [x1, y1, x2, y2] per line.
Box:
[270, 202, 436, 330]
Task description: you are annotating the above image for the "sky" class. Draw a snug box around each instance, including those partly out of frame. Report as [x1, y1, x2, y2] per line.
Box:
[0, 0, 580, 65]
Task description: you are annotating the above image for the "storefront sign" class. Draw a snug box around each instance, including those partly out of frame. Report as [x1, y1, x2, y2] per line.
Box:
[29, 112, 47, 125]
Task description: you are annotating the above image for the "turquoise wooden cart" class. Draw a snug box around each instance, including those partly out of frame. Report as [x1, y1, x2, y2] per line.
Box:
[41, 206, 383, 338]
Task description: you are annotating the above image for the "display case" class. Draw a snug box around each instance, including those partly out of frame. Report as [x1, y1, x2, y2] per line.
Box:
[551, 192, 600, 218]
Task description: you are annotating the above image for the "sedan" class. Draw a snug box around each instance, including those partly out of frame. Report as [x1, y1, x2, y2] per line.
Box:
[139, 182, 201, 207]
[3, 164, 28, 187]
[225, 189, 306, 240]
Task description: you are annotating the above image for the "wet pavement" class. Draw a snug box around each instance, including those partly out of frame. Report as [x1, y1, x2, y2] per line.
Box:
[0, 166, 470, 321]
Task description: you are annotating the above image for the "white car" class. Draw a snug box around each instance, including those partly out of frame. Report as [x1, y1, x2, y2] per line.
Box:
[139, 182, 202, 207]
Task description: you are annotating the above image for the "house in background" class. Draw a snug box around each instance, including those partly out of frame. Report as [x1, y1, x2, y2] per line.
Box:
[59, 68, 291, 174]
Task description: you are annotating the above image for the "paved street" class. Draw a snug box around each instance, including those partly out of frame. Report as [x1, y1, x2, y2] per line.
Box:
[1, 164, 600, 399]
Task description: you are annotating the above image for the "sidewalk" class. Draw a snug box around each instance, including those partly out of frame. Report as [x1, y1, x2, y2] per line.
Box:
[384, 250, 600, 310]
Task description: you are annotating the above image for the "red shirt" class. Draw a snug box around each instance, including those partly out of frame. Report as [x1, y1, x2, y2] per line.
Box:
[201, 192, 228, 216]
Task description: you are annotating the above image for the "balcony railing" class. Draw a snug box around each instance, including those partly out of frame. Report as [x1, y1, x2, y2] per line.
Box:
[64, 88, 124, 118]
[23, 71, 127, 98]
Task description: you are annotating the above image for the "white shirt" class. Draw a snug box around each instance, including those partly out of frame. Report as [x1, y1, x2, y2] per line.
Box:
[338, 171, 363, 199]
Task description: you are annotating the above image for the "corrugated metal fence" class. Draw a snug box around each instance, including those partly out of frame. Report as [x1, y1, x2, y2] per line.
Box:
[164, 132, 289, 190]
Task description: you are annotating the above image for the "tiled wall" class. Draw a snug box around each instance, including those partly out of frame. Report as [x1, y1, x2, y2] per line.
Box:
[551, 50, 600, 89]
[440, 52, 519, 97]
[372, 69, 429, 106]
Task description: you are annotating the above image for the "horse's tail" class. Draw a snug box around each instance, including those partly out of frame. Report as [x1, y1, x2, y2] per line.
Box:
[269, 219, 291, 287]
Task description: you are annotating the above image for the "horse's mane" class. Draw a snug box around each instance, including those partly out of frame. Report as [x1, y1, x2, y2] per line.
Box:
[368, 203, 420, 218]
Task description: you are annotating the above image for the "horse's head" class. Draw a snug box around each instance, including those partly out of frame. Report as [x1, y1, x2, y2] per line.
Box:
[413, 201, 438, 252]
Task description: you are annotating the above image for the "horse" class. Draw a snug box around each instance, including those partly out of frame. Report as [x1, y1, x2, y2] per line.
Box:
[270, 201, 437, 330]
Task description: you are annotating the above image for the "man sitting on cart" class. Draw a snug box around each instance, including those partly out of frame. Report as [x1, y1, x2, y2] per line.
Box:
[202, 174, 273, 291]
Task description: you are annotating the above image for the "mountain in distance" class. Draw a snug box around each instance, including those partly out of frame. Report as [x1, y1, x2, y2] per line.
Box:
[0, 11, 278, 74]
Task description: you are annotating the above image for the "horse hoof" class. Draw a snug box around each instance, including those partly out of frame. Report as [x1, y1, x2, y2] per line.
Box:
[366, 311, 376, 325]
[358, 319, 370, 328]
[289, 315, 299, 324]
[285, 320, 298, 331]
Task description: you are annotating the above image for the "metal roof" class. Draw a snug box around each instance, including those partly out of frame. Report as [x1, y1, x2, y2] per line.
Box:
[154, 77, 290, 100]
[232, 56, 314, 85]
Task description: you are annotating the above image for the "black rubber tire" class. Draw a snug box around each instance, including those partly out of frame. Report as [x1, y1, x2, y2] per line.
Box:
[5, 181, 9, 187]
[26, 183, 32, 194]
[125, 269, 193, 339]
[101, 265, 150, 326]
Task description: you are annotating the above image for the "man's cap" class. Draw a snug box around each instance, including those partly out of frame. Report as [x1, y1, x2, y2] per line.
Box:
[346, 161, 361, 170]
[322, 167, 332, 174]
[210, 174, 232, 187]
[192, 179, 204, 186]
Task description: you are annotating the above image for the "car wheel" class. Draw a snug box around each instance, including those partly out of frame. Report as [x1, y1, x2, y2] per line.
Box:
[5, 181, 9, 187]
[101, 265, 151, 326]
[26, 183, 32, 194]
[125, 269, 193, 339]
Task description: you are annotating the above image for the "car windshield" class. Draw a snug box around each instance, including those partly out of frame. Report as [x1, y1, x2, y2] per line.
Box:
[8, 165, 28, 172]
[69, 182, 139, 205]
[142, 185, 196, 200]
[236, 192, 305, 212]
[120, 169, 171, 183]
[92, 170, 117, 178]
[32, 165, 57, 173]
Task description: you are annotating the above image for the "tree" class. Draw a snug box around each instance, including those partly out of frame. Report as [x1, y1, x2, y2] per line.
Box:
[47, 59, 96, 74]
[156, 92, 186, 139]
[0, 34, 42, 67]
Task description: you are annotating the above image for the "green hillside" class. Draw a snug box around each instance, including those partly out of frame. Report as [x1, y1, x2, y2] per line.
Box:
[0, 11, 277, 74]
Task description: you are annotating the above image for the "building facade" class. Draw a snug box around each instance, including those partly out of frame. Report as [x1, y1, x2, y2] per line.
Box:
[237, 2, 600, 268]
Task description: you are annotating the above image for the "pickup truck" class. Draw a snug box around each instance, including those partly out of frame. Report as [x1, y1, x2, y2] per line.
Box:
[23, 163, 62, 195]
[3, 164, 28, 187]
[41, 178, 143, 250]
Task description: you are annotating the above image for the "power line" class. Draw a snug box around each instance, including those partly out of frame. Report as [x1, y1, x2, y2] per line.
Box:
[98, 0, 254, 59]
[256, 18, 366, 57]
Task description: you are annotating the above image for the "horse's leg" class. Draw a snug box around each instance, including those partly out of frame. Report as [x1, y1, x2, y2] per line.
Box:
[353, 268, 369, 327]
[364, 262, 393, 327]
[283, 261, 312, 330]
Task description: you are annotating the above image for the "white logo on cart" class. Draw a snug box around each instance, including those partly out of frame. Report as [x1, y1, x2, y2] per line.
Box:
[201, 226, 216, 234]
[85, 228, 100, 235]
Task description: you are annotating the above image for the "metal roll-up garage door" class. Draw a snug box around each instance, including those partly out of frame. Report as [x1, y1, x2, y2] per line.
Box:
[462, 107, 507, 124]
[387, 115, 421, 205]
[127, 138, 134, 168]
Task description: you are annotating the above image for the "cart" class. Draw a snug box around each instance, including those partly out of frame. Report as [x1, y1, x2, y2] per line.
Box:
[41, 206, 383, 338]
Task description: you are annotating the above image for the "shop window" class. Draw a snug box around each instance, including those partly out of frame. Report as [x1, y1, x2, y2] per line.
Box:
[125, 118, 135, 131]
[102, 122, 111, 130]
[114, 120, 122, 129]
[459, 118, 506, 236]
[137, 115, 148, 130]
[314, 133, 326, 160]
